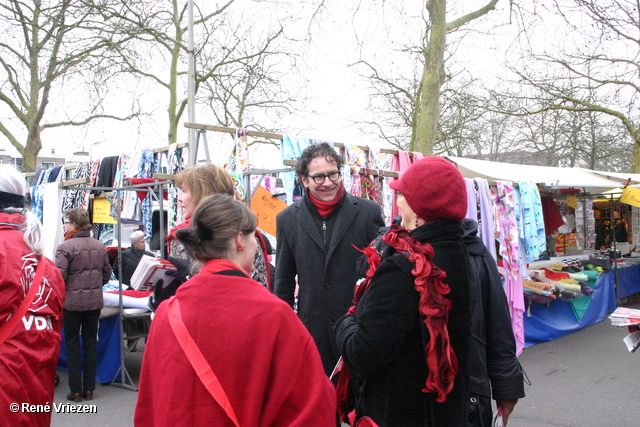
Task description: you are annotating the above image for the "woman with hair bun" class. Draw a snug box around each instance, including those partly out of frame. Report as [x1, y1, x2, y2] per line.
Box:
[135, 194, 335, 427]
[0, 165, 65, 427]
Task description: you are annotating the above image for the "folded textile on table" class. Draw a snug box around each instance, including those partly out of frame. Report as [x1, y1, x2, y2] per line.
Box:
[103, 292, 151, 310]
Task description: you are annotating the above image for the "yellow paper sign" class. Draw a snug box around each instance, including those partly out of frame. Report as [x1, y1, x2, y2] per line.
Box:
[620, 186, 640, 208]
[566, 195, 578, 210]
[250, 185, 287, 237]
[92, 197, 117, 224]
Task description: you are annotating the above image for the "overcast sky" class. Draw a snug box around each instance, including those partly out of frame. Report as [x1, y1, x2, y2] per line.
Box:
[1, 0, 564, 169]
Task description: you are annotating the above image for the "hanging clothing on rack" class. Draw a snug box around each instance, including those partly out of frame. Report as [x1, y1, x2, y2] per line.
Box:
[109, 153, 131, 219]
[226, 128, 250, 201]
[390, 150, 424, 220]
[137, 148, 157, 242]
[166, 144, 185, 232]
[491, 181, 525, 355]
[515, 181, 546, 262]
[280, 135, 309, 204]
[120, 150, 145, 222]
[464, 178, 479, 223]
[62, 162, 90, 212]
[42, 176, 65, 260]
[473, 178, 496, 261]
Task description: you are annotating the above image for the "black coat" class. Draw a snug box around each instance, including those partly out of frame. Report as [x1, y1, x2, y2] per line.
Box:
[114, 247, 155, 287]
[274, 192, 384, 376]
[335, 220, 473, 427]
[463, 219, 525, 426]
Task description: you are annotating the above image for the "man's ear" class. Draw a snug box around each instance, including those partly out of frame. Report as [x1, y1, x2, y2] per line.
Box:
[300, 175, 309, 189]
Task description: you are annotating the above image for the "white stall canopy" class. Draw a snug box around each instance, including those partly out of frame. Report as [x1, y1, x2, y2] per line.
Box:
[584, 170, 640, 185]
[445, 156, 626, 195]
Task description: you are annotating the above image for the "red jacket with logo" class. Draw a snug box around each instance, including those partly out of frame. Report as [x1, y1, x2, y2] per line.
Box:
[0, 212, 66, 427]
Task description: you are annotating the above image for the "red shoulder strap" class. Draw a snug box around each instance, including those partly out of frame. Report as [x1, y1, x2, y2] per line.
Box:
[166, 297, 241, 427]
[0, 258, 46, 345]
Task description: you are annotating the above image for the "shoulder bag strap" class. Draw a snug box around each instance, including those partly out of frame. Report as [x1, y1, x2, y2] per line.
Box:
[166, 296, 241, 427]
[0, 257, 46, 345]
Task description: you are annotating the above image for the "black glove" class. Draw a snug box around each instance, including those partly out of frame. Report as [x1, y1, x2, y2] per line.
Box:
[149, 257, 191, 311]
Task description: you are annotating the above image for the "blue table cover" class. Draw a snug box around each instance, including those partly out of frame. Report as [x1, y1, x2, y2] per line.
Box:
[605, 263, 640, 300]
[524, 273, 616, 347]
[57, 314, 123, 383]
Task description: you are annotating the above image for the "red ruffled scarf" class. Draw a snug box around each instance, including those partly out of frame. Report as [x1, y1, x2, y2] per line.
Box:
[308, 183, 345, 219]
[336, 224, 458, 420]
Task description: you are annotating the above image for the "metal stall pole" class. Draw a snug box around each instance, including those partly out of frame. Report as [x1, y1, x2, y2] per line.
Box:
[110, 187, 137, 391]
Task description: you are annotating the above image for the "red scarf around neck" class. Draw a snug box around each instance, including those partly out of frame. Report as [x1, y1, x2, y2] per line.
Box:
[64, 229, 81, 241]
[308, 182, 345, 219]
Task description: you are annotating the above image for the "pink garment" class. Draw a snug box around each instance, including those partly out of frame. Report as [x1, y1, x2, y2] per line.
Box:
[492, 181, 525, 355]
[389, 151, 424, 223]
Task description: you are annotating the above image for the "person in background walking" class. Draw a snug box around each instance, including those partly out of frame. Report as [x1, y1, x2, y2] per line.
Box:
[274, 142, 384, 376]
[55, 208, 112, 402]
[0, 165, 65, 427]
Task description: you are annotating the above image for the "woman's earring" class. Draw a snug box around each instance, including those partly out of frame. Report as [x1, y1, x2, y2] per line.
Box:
[415, 217, 420, 228]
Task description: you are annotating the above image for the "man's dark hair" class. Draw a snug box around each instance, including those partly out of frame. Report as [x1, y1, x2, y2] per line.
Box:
[294, 142, 343, 177]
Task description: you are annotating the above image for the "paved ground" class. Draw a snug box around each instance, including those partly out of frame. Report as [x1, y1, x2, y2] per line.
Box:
[48, 301, 640, 426]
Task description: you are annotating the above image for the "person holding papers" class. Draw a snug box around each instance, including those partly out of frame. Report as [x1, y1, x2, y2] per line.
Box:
[114, 230, 155, 289]
[135, 194, 335, 426]
[55, 208, 112, 402]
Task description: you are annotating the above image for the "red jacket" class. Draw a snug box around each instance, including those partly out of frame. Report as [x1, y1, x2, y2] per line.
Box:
[0, 212, 66, 427]
[135, 266, 336, 427]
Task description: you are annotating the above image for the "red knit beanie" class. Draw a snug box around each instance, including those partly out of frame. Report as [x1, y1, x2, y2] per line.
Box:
[389, 156, 467, 223]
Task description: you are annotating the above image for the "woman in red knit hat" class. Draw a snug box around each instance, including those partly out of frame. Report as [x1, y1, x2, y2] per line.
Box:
[334, 156, 475, 426]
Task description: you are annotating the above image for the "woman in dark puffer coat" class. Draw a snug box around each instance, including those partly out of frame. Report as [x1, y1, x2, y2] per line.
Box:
[55, 208, 112, 402]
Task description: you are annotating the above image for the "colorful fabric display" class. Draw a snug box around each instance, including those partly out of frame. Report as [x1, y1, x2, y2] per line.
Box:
[390, 150, 423, 220]
[280, 135, 309, 204]
[61, 162, 90, 212]
[516, 181, 546, 261]
[226, 128, 249, 201]
[138, 148, 157, 242]
[492, 181, 525, 355]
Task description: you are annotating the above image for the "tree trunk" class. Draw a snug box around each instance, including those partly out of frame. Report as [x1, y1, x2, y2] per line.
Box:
[23, 132, 42, 173]
[633, 133, 640, 173]
[412, 0, 447, 154]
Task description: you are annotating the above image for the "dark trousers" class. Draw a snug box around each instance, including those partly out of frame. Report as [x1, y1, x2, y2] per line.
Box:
[63, 309, 101, 394]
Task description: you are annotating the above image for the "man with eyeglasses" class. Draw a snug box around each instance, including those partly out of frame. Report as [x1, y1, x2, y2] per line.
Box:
[274, 142, 384, 377]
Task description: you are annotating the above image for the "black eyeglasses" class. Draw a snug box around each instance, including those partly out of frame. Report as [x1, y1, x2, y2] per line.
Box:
[307, 171, 341, 185]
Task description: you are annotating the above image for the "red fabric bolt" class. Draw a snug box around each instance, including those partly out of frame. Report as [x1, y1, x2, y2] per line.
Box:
[389, 156, 467, 222]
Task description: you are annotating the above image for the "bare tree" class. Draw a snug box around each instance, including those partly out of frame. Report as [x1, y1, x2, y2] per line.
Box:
[343, 1, 500, 154]
[506, 0, 640, 171]
[96, 0, 299, 147]
[0, 0, 137, 172]
[413, 0, 500, 154]
[199, 18, 303, 147]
